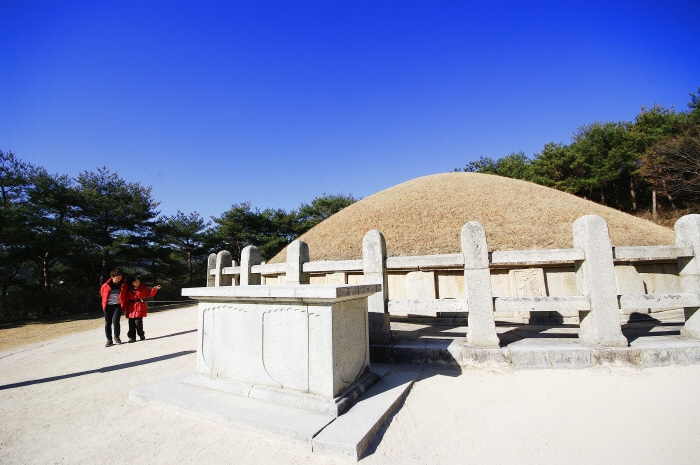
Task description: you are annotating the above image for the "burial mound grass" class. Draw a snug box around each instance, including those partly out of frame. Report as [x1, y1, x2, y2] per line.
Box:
[269, 172, 675, 263]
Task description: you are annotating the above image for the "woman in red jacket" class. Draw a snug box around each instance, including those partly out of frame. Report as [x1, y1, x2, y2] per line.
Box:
[124, 276, 161, 343]
[100, 269, 128, 347]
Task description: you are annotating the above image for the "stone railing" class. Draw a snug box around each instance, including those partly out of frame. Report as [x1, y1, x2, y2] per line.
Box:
[206, 214, 700, 348]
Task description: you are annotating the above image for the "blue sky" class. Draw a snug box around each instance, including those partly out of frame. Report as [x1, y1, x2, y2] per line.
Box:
[2, 1, 699, 221]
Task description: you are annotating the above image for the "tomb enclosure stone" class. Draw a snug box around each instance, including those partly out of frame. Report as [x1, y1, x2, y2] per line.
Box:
[326, 272, 347, 285]
[181, 284, 381, 417]
[508, 268, 546, 297]
[215, 250, 233, 287]
[543, 268, 578, 297]
[572, 215, 627, 347]
[614, 265, 649, 318]
[206, 253, 216, 287]
[675, 214, 700, 339]
[387, 273, 407, 300]
[462, 221, 500, 347]
[436, 272, 464, 299]
[404, 271, 437, 299]
[240, 245, 262, 286]
[286, 240, 310, 285]
[363, 230, 392, 344]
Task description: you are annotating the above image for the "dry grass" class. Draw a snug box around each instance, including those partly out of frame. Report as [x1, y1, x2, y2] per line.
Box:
[0, 304, 194, 352]
[635, 207, 700, 229]
[0, 313, 104, 352]
[270, 172, 675, 262]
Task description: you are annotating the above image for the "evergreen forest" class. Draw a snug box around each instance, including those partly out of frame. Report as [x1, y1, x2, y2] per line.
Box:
[456, 88, 700, 224]
[0, 155, 355, 322]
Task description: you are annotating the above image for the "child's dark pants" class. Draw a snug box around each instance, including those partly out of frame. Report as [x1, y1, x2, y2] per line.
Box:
[128, 318, 144, 340]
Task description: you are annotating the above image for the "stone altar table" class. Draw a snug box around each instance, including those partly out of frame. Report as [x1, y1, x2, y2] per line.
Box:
[182, 284, 382, 416]
[130, 284, 417, 461]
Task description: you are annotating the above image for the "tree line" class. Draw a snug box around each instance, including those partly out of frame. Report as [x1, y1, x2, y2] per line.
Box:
[456, 89, 700, 221]
[0, 152, 356, 322]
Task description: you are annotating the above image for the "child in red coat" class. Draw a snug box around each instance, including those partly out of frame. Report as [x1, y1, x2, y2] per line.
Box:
[124, 277, 161, 342]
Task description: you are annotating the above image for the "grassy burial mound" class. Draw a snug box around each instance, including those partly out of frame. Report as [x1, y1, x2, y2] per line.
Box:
[270, 172, 675, 262]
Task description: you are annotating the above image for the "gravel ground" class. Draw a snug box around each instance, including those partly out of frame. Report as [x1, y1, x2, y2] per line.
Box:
[1, 304, 699, 465]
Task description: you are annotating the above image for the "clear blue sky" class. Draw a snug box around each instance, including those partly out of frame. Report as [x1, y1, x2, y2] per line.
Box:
[2, 1, 699, 221]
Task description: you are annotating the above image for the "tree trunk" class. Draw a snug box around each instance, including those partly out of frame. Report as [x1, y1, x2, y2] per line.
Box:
[42, 256, 51, 318]
[101, 251, 109, 284]
[652, 189, 658, 222]
[630, 177, 637, 211]
[600, 184, 606, 205]
[187, 251, 192, 284]
[665, 191, 677, 208]
[0, 282, 7, 318]
[662, 180, 677, 208]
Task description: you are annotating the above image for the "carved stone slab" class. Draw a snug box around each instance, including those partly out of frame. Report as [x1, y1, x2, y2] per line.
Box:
[508, 268, 547, 297]
[405, 271, 436, 299]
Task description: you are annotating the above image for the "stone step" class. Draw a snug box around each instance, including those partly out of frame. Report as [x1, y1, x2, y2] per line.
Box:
[370, 334, 700, 369]
[312, 370, 418, 460]
[131, 367, 418, 461]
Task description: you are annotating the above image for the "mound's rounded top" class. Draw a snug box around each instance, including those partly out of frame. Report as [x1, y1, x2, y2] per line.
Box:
[269, 172, 675, 263]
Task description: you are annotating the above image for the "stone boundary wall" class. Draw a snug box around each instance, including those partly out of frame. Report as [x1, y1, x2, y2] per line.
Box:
[206, 214, 700, 347]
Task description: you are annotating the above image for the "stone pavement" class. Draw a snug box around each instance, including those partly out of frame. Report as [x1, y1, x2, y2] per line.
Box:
[370, 319, 700, 369]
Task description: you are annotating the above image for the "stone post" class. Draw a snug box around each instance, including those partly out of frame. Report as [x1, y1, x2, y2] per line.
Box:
[240, 245, 262, 286]
[675, 215, 700, 339]
[206, 253, 216, 287]
[363, 230, 392, 344]
[286, 240, 310, 285]
[462, 222, 499, 347]
[215, 250, 233, 287]
[572, 215, 627, 347]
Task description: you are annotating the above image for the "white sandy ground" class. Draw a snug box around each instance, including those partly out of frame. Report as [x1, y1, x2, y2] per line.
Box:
[1, 305, 699, 465]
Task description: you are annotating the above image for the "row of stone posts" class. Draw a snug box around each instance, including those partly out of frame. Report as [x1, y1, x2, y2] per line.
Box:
[208, 214, 700, 348]
[205, 229, 394, 344]
[460, 214, 700, 348]
[207, 245, 262, 287]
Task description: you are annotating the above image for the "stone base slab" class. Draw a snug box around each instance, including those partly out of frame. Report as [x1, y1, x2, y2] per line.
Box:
[184, 368, 381, 417]
[130, 368, 417, 461]
[312, 370, 418, 460]
[370, 337, 700, 370]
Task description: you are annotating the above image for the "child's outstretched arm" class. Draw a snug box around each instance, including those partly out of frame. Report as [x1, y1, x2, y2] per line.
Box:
[148, 285, 161, 298]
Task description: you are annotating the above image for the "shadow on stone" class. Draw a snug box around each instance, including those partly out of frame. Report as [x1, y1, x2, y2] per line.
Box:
[393, 324, 466, 340]
[497, 323, 578, 347]
[359, 392, 406, 459]
[370, 337, 464, 371]
[622, 313, 681, 343]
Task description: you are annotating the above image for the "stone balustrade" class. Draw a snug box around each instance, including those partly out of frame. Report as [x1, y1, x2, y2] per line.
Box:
[206, 214, 700, 347]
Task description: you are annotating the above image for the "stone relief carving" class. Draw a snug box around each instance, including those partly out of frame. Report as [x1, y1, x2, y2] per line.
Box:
[509, 268, 547, 297]
[326, 272, 347, 285]
[262, 307, 309, 391]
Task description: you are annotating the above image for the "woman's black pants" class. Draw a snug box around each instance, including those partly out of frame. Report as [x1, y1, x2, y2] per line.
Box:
[104, 304, 122, 341]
